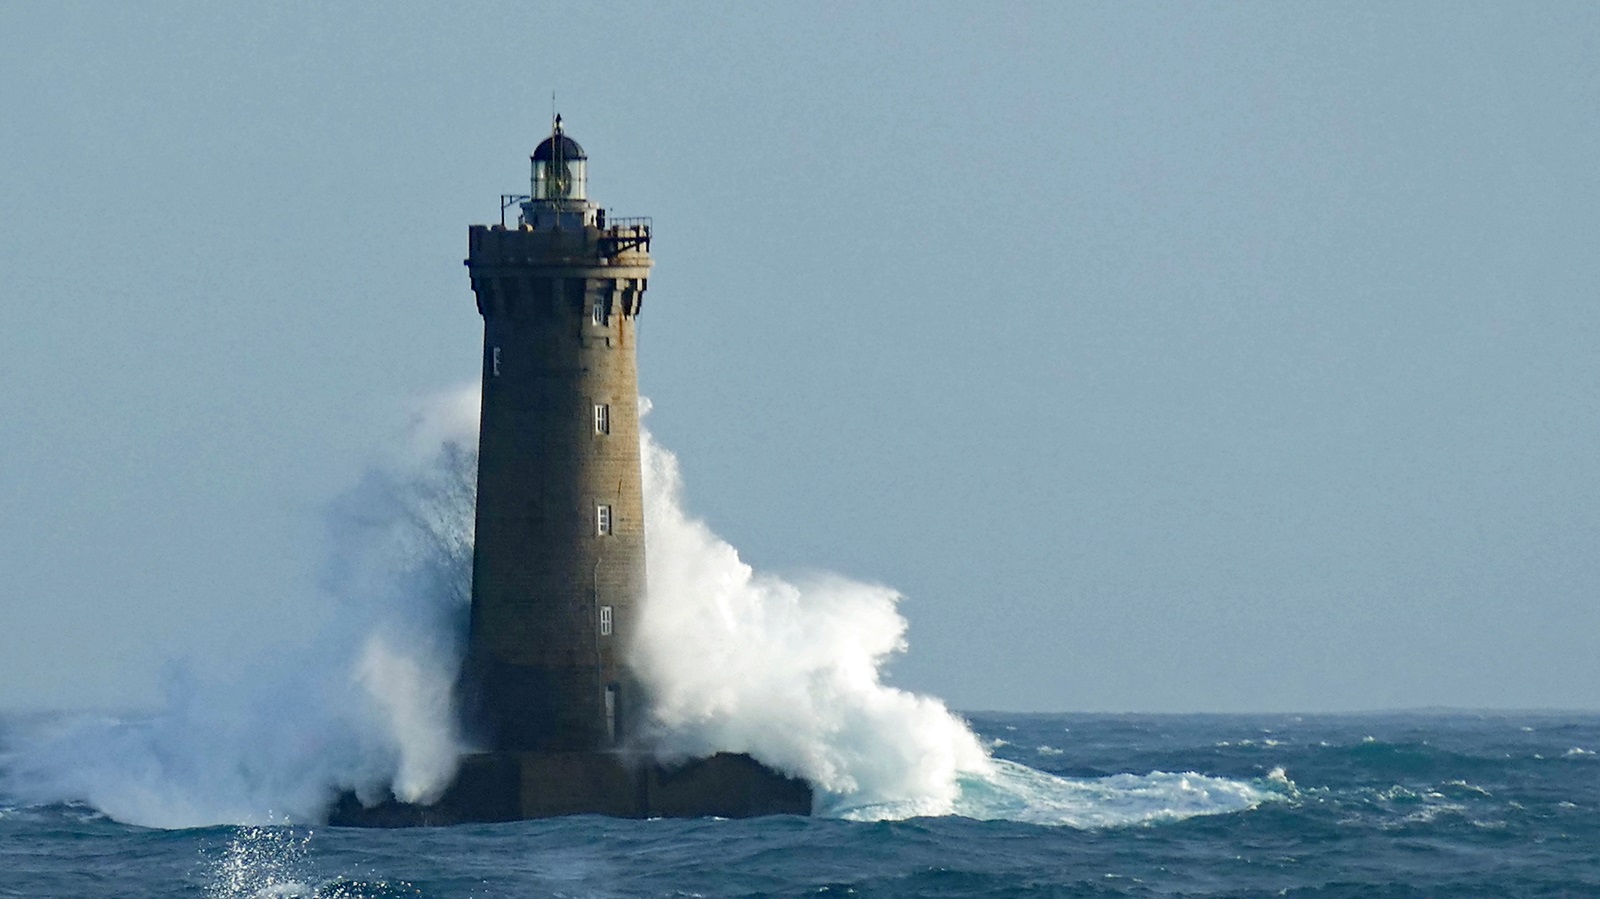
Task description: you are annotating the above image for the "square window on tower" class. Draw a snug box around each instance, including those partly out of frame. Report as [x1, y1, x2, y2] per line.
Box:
[594, 403, 610, 435]
[596, 504, 612, 536]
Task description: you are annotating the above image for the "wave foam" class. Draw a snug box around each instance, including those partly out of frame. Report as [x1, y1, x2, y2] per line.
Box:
[0, 387, 1259, 830]
[632, 423, 992, 816]
[834, 758, 1279, 826]
[0, 389, 478, 827]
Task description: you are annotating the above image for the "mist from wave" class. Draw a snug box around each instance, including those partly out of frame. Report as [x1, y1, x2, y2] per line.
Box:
[0, 390, 478, 828]
[0, 386, 1266, 829]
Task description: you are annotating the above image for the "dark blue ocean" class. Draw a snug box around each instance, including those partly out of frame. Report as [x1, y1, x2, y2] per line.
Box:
[3, 711, 1596, 898]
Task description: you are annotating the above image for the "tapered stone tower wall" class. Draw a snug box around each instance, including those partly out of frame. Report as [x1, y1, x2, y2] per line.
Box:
[461, 225, 652, 752]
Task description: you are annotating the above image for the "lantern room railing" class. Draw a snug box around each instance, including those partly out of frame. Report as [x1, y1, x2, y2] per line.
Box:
[599, 216, 651, 255]
[494, 196, 650, 254]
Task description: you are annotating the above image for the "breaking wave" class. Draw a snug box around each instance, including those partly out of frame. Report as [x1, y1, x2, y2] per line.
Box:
[630, 415, 992, 817]
[943, 759, 1278, 827]
[0, 386, 1264, 829]
[0, 390, 477, 828]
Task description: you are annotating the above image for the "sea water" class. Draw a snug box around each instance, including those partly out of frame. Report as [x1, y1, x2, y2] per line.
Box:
[3, 710, 1597, 897]
[3, 391, 1594, 895]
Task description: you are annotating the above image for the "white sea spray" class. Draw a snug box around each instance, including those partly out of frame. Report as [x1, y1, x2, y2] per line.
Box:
[631, 424, 992, 816]
[0, 386, 1264, 829]
[0, 388, 478, 827]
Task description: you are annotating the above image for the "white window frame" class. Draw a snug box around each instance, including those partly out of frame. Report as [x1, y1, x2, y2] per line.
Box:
[599, 605, 613, 636]
[596, 504, 612, 536]
[591, 301, 605, 326]
[594, 402, 610, 435]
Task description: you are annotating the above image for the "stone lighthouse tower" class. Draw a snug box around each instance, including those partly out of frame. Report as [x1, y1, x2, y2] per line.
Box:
[330, 118, 810, 823]
[461, 116, 651, 757]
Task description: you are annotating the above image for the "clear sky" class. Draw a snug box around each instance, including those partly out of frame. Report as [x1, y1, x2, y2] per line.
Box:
[2, 2, 1597, 713]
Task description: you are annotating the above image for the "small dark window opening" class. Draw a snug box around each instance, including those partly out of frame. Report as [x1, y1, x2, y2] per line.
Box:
[604, 683, 620, 742]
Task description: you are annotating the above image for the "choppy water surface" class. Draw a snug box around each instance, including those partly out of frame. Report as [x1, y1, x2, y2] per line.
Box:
[4, 710, 1596, 898]
[4, 402, 1593, 895]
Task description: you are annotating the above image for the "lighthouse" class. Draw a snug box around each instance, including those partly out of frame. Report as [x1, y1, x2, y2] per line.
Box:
[460, 116, 652, 758]
[330, 118, 810, 824]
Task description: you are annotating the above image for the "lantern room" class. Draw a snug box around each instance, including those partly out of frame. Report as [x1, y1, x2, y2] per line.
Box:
[531, 115, 588, 202]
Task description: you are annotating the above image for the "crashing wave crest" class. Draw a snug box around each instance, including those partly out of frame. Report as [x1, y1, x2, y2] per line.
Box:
[0, 386, 1263, 829]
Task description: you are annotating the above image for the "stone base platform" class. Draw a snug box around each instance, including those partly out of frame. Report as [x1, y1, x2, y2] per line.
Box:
[327, 751, 812, 826]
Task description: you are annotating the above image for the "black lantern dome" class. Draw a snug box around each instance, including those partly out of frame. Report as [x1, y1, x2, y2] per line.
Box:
[532, 133, 586, 162]
[531, 115, 588, 201]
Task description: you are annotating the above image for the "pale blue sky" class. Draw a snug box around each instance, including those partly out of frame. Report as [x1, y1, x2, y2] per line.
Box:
[2, 2, 1597, 712]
